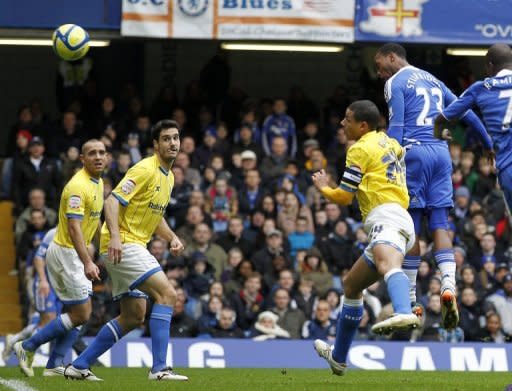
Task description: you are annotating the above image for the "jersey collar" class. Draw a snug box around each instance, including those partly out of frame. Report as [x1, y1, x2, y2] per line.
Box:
[152, 154, 169, 176]
[159, 166, 169, 176]
[496, 69, 512, 77]
[82, 168, 100, 184]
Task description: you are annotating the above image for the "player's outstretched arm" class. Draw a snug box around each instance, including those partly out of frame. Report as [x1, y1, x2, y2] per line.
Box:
[156, 217, 185, 257]
[68, 218, 100, 281]
[311, 169, 354, 206]
[104, 194, 122, 264]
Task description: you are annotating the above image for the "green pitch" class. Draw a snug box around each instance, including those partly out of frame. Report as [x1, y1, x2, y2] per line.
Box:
[0, 368, 510, 391]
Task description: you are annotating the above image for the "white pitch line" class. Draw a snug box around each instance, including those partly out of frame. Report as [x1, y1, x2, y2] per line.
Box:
[0, 377, 38, 391]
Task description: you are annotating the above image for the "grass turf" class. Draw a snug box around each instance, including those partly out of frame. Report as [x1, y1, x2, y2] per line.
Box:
[0, 368, 510, 391]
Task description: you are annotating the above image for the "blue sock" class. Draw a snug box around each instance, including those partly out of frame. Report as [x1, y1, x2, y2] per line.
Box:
[402, 256, 421, 304]
[384, 268, 411, 314]
[46, 327, 80, 369]
[332, 298, 363, 364]
[22, 314, 73, 352]
[150, 304, 173, 373]
[73, 320, 123, 370]
[434, 249, 456, 292]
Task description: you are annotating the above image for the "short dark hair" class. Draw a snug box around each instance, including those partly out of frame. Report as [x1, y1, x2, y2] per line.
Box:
[486, 43, 512, 69]
[377, 43, 407, 59]
[347, 100, 381, 130]
[151, 119, 180, 142]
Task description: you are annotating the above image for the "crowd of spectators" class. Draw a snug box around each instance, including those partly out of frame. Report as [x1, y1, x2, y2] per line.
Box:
[5, 59, 512, 343]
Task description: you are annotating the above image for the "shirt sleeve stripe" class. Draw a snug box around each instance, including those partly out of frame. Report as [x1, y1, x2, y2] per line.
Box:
[66, 213, 84, 220]
[343, 171, 362, 184]
[112, 192, 129, 206]
[340, 183, 357, 193]
[345, 167, 363, 178]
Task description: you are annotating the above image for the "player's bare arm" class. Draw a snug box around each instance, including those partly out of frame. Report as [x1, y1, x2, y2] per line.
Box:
[33, 255, 50, 298]
[104, 194, 122, 264]
[155, 217, 184, 257]
[311, 169, 354, 206]
[68, 218, 100, 281]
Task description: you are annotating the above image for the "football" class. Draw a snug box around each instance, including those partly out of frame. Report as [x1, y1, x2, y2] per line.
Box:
[52, 24, 90, 61]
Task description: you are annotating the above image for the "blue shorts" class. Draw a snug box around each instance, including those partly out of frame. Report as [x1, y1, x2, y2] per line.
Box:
[405, 143, 453, 210]
[33, 276, 61, 314]
[498, 167, 512, 212]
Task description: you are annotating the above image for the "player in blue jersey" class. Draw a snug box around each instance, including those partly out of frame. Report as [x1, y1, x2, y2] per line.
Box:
[435, 44, 512, 210]
[3, 229, 59, 362]
[374, 43, 493, 330]
[3, 228, 67, 376]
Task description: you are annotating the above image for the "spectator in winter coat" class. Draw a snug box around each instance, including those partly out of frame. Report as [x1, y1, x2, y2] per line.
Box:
[477, 312, 512, 343]
[230, 272, 264, 330]
[271, 288, 305, 339]
[13, 136, 61, 210]
[288, 216, 315, 262]
[197, 296, 223, 335]
[459, 287, 483, 341]
[210, 308, 245, 338]
[485, 273, 512, 335]
[301, 300, 336, 341]
[249, 311, 290, 341]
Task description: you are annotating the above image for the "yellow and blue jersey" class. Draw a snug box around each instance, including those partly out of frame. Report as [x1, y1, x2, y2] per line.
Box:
[340, 131, 409, 220]
[54, 169, 104, 248]
[100, 155, 174, 253]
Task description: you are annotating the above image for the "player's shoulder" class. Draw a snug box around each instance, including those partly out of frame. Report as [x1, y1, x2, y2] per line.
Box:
[64, 169, 86, 190]
[128, 156, 156, 174]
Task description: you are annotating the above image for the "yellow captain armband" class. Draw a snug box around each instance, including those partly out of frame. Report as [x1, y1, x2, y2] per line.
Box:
[319, 186, 354, 206]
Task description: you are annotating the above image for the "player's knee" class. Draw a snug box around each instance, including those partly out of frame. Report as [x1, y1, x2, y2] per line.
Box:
[156, 285, 176, 306]
[69, 307, 91, 326]
[342, 277, 358, 299]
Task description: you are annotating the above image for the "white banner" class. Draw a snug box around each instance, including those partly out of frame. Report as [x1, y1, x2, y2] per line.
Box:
[121, 0, 355, 42]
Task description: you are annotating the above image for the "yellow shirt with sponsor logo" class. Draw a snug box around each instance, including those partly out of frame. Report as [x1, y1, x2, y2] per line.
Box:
[339, 130, 409, 221]
[54, 169, 104, 248]
[100, 155, 174, 253]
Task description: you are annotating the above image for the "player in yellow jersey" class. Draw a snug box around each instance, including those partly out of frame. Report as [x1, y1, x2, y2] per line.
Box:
[66, 120, 188, 382]
[312, 100, 419, 376]
[15, 140, 106, 377]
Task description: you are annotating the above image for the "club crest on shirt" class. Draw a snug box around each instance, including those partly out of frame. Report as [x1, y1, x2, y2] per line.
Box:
[121, 180, 136, 195]
[68, 195, 81, 209]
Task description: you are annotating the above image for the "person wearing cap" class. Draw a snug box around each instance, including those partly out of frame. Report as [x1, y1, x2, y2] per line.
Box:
[454, 186, 471, 220]
[485, 273, 512, 335]
[13, 135, 61, 210]
[301, 138, 320, 164]
[250, 228, 290, 274]
[495, 262, 511, 289]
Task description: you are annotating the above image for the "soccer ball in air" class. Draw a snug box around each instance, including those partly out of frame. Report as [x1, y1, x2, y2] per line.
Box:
[52, 24, 90, 61]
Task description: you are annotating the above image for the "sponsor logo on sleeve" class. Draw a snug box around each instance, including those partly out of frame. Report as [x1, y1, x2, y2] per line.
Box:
[121, 179, 136, 195]
[69, 195, 81, 209]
